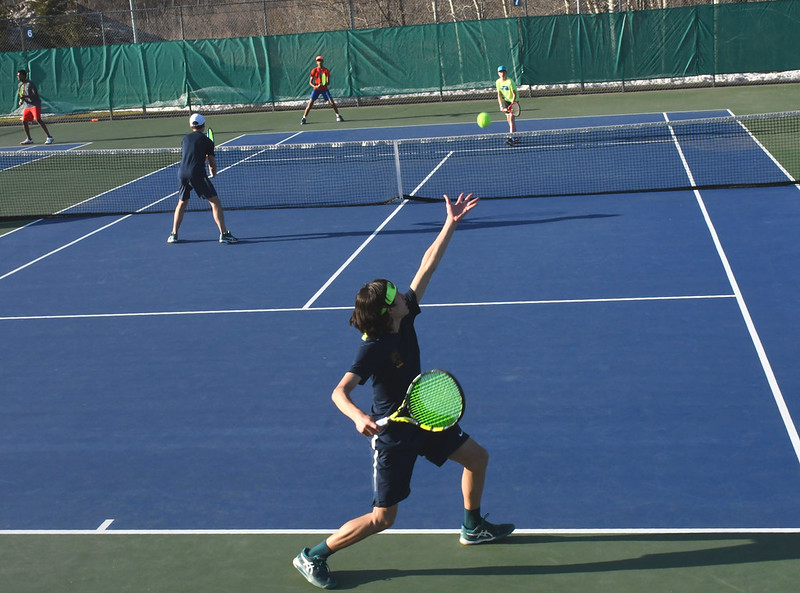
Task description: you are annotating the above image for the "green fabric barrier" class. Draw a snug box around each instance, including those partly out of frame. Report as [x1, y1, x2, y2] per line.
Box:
[614, 8, 708, 80]
[266, 30, 350, 102]
[349, 25, 442, 96]
[106, 44, 149, 111]
[184, 37, 271, 107]
[438, 19, 522, 90]
[714, 1, 800, 74]
[520, 8, 709, 85]
[3, 1, 800, 117]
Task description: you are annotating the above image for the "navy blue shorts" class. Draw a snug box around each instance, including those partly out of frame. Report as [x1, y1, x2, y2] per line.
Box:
[370, 423, 470, 508]
[178, 175, 216, 201]
[310, 89, 333, 102]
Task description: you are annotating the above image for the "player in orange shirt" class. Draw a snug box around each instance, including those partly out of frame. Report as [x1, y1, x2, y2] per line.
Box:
[301, 55, 343, 125]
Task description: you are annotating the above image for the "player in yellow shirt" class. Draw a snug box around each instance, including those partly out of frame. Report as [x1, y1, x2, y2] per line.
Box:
[495, 65, 517, 145]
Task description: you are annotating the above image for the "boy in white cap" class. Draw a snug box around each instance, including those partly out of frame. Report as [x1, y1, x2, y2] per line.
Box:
[168, 113, 237, 244]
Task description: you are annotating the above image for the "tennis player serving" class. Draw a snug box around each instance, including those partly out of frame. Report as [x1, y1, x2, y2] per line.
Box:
[293, 193, 514, 590]
[496, 65, 518, 145]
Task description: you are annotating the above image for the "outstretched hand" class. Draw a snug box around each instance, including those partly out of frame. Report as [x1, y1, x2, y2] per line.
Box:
[444, 192, 479, 223]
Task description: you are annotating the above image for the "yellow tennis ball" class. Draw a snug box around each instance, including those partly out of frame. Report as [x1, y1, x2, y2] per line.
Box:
[477, 112, 491, 128]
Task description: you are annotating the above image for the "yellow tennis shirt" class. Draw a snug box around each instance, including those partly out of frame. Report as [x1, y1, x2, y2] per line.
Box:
[496, 77, 516, 102]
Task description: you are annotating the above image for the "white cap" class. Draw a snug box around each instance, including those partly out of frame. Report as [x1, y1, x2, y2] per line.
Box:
[189, 113, 205, 127]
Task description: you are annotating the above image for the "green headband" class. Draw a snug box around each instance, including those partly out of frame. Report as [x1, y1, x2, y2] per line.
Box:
[381, 281, 397, 314]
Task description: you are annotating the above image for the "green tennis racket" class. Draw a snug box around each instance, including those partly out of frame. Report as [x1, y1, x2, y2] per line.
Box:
[206, 128, 214, 143]
[376, 370, 465, 432]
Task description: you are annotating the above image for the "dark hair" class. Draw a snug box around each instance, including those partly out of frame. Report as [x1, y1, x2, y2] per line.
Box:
[349, 279, 395, 337]
[17, 69, 27, 78]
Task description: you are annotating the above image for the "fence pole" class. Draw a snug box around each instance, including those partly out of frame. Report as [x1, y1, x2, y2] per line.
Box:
[129, 0, 139, 43]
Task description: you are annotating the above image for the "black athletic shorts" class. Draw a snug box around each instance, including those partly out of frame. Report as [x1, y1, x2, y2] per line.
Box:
[178, 174, 216, 201]
[370, 422, 470, 508]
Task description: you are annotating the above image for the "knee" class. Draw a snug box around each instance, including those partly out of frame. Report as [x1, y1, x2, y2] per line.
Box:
[474, 444, 489, 471]
[372, 507, 397, 532]
[466, 441, 489, 473]
[374, 515, 394, 531]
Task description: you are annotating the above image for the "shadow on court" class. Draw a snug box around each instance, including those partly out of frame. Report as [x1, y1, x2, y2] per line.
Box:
[329, 533, 800, 591]
[3, 532, 797, 593]
[241, 213, 619, 244]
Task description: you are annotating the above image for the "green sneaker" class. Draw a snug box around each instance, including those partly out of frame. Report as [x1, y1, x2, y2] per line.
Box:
[459, 514, 515, 545]
[293, 548, 337, 589]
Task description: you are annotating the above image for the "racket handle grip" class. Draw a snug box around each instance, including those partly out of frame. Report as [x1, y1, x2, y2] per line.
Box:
[375, 417, 389, 427]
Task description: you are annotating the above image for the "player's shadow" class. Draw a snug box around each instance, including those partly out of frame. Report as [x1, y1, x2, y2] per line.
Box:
[244, 213, 618, 243]
[330, 534, 800, 589]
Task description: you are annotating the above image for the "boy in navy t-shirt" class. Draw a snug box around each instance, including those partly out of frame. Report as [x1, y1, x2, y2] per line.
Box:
[293, 193, 514, 590]
[168, 113, 237, 244]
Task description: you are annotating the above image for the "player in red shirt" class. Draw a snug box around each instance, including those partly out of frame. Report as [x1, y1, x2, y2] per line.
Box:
[301, 55, 344, 125]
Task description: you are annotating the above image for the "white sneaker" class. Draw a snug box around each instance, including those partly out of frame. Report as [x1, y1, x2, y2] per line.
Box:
[167, 233, 178, 244]
[20, 138, 33, 145]
[336, 114, 343, 122]
[300, 117, 306, 125]
[45, 137, 54, 145]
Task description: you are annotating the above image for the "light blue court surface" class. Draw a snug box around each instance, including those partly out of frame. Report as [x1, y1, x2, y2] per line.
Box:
[1, 112, 799, 532]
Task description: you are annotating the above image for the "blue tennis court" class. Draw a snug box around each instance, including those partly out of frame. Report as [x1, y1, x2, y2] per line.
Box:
[1, 111, 799, 534]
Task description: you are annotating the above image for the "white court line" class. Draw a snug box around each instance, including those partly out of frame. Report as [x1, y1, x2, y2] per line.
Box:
[57, 159, 181, 215]
[1, 527, 798, 535]
[302, 151, 454, 309]
[0, 294, 735, 322]
[0, 143, 98, 236]
[96, 519, 114, 531]
[301, 201, 408, 309]
[1, 217, 43, 237]
[664, 112, 800, 466]
[0, 215, 135, 281]
[275, 131, 303, 144]
[0, 140, 289, 278]
[0, 143, 93, 173]
[728, 109, 799, 185]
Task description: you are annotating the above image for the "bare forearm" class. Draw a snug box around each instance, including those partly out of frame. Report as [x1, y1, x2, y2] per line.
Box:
[332, 386, 367, 423]
[332, 372, 380, 436]
[420, 218, 457, 275]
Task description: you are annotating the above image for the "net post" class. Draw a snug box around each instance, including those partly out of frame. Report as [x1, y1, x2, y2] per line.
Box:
[393, 140, 404, 199]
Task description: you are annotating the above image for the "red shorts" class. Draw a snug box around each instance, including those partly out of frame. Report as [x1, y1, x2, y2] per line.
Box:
[21, 107, 41, 122]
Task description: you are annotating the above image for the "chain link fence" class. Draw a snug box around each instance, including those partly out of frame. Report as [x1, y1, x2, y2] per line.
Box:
[1, 0, 757, 53]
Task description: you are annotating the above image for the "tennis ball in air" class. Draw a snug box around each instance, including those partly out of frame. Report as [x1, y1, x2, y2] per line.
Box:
[477, 112, 491, 128]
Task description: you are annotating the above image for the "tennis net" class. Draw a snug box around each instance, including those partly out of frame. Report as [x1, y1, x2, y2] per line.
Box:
[2, 111, 799, 220]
